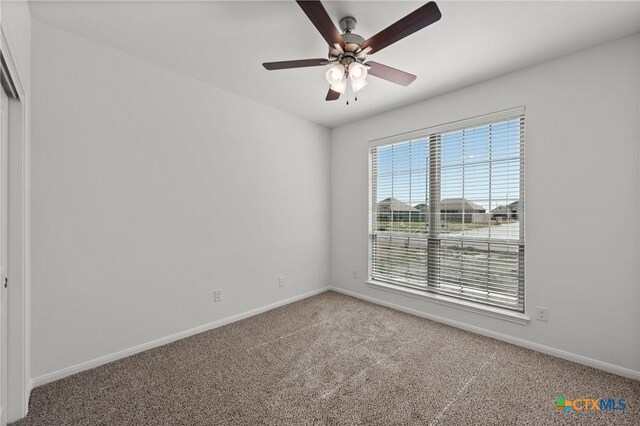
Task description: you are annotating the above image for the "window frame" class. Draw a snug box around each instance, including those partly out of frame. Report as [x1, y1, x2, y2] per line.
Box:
[368, 107, 526, 319]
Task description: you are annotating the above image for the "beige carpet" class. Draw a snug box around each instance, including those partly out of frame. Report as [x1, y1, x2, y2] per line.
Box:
[13, 291, 640, 425]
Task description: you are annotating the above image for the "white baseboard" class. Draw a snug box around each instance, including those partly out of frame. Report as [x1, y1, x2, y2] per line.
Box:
[31, 287, 330, 388]
[328, 286, 640, 381]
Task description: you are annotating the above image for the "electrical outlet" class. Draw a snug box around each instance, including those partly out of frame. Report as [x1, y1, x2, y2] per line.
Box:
[278, 276, 285, 288]
[352, 269, 359, 279]
[214, 289, 223, 303]
[536, 306, 549, 322]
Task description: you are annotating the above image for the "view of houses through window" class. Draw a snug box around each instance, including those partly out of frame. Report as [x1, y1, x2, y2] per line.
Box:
[370, 112, 525, 312]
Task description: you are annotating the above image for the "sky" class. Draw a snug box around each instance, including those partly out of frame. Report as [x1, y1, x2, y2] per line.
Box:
[374, 117, 522, 212]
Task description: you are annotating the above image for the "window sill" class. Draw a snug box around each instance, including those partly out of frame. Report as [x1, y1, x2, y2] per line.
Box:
[366, 280, 530, 325]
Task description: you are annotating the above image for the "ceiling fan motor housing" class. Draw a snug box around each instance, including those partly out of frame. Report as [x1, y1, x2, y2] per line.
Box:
[341, 33, 365, 46]
[329, 16, 366, 64]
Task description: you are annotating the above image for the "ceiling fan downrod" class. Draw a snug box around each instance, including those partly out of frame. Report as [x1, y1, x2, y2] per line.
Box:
[339, 16, 357, 34]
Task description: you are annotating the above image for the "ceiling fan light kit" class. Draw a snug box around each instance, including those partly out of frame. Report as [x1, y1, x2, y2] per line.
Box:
[263, 1, 442, 104]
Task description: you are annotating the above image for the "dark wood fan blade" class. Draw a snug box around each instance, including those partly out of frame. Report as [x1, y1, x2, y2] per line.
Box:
[366, 61, 417, 86]
[326, 87, 341, 101]
[362, 2, 441, 54]
[296, 0, 345, 48]
[263, 58, 328, 70]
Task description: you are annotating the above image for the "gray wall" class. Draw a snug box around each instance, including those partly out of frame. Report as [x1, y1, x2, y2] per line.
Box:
[30, 20, 331, 380]
[331, 34, 640, 375]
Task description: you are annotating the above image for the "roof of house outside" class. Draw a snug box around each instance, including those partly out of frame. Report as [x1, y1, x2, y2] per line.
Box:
[492, 200, 520, 213]
[414, 203, 428, 212]
[440, 198, 486, 212]
[491, 205, 512, 214]
[379, 198, 490, 212]
[377, 197, 419, 212]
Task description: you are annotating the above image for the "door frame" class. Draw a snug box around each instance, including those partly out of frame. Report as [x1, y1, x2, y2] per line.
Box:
[0, 26, 31, 423]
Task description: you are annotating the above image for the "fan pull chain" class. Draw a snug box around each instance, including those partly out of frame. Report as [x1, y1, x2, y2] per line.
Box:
[346, 70, 349, 105]
[345, 80, 357, 104]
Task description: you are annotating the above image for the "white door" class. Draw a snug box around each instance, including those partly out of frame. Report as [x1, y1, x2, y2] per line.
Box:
[0, 86, 8, 426]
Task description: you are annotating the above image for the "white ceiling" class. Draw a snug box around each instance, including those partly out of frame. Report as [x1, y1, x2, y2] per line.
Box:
[29, 1, 640, 128]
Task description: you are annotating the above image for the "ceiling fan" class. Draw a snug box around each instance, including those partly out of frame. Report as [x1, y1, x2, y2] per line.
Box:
[262, 1, 442, 103]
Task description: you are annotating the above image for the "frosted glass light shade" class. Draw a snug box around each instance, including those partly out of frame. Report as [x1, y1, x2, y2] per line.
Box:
[330, 80, 347, 94]
[351, 79, 368, 93]
[325, 64, 346, 86]
[348, 62, 368, 83]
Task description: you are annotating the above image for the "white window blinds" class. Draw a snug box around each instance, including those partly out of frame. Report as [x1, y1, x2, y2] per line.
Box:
[370, 109, 525, 312]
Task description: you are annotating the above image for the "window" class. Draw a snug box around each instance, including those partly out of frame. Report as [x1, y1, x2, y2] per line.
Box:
[370, 108, 525, 312]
